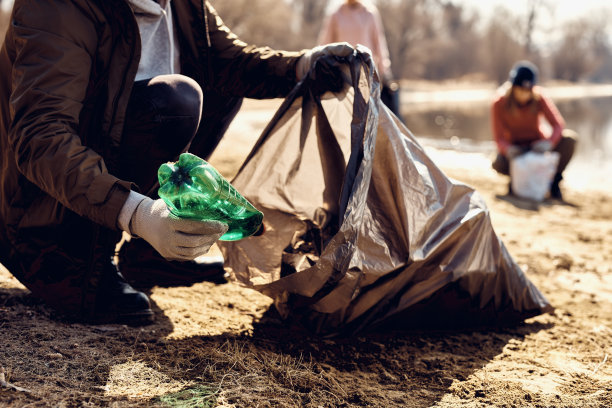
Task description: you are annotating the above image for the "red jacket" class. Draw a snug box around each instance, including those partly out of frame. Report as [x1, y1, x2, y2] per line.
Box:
[491, 86, 565, 155]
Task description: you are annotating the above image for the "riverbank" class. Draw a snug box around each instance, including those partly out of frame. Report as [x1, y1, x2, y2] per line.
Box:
[212, 90, 612, 194]
[403, 80, 612, 193]
[400, 79, 612, 106]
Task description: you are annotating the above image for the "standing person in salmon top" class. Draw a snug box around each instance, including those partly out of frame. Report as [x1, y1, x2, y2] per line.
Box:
[491, 61, 577, 200]
[0, 0, 353, 325]
[318, 0, 402, 119]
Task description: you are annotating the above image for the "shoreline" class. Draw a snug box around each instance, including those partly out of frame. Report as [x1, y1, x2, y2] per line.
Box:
[213, 93, 612, 195]
[398, 81, 612, 112]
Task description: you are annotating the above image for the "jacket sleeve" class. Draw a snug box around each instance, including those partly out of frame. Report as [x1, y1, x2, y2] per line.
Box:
[204, 2, 305, 98]
[371, 7, 392, 79]
[539, 92, 565, 147]
[491, 96, 512, 155]
[7, 1, 130, 230]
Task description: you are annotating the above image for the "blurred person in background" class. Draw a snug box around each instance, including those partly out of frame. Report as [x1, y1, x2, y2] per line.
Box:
[0, 0, 352, 325]
[318, 0, 402, 120]
[491, 60, 577, 200]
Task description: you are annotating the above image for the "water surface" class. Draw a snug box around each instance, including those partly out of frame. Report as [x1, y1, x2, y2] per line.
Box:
[400, 91, 612, 192]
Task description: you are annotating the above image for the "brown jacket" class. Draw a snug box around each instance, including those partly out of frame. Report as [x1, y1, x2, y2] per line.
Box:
[0, 0, 302, 252]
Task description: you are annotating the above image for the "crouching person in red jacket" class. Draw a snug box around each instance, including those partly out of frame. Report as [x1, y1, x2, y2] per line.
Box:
[491, 60, 577, 200]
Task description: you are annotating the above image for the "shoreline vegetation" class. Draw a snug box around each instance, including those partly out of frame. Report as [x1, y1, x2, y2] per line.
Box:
[232, 80, 612, 118]
[400, 80, 612, 107]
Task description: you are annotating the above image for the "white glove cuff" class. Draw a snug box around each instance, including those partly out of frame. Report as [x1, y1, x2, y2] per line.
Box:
[296, 52, 311, 81]
[117, 190, 148, 234]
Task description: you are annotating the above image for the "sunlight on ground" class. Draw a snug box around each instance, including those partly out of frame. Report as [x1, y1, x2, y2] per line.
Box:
[0, 263, 25, 290]
[561, 159, 612, 193]
[554, 271, 612, 301]
[423, 145, 612, 193]
[149, 281, 272, 340]
[105, 361, 192, 399]
[424, 147, 493, 172]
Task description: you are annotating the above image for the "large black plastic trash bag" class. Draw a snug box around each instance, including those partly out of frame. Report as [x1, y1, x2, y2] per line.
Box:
[219, 48, 553, 335]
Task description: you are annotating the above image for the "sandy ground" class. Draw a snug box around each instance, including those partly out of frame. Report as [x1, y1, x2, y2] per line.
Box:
[1, 98, 611, 407]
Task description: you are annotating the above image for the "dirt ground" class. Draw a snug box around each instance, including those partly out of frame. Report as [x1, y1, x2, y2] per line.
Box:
[1, 99, 611, 407]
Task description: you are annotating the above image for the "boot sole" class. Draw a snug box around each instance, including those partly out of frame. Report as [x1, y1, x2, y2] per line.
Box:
[87, 308, 155, 326]
[115, 308, 155, 326]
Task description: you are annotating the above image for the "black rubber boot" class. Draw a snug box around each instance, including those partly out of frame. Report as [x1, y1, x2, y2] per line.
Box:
[91, 262, 154, 326]
[118, 238, 228, 290]
[550, 173, 563, 200]
[6, 217, 153, 325]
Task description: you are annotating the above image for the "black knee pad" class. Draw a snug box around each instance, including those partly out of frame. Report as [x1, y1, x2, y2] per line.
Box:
[145, 74, 204, 149]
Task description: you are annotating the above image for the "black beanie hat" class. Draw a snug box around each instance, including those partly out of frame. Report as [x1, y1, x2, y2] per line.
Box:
[509, 60, 538, 88]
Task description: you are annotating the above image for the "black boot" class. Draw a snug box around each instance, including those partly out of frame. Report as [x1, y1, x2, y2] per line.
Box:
[79, 227, 154, 326]
[118, 238, 228, 290]
[91, 262, 154, 325]
[550, 173, 563, 200]
[7, 216, 153, 325]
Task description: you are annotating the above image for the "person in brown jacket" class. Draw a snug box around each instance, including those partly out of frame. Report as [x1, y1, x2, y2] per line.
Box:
[0, 0, 353, 325]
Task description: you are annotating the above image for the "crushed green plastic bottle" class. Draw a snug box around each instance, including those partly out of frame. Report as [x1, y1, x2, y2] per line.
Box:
[157, 152, 263, 241]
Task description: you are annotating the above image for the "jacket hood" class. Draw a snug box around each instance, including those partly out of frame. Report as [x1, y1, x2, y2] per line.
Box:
[128, 0, 165, 16]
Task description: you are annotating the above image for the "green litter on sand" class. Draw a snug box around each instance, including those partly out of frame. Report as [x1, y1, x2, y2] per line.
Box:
[156, 384, 218, 408]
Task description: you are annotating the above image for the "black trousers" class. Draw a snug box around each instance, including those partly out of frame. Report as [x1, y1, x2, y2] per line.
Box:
[492, 129, 577, 176]
[381, 81, 403, 122]
[120, 74, 242, 196]
[8, 74, 242, 316]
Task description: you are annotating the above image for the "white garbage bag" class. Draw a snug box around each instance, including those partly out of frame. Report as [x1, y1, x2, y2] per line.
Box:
[510, 151, 560, 201]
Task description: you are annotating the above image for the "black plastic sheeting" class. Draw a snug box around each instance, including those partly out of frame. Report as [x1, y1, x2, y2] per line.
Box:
[219, 48, 553, 335]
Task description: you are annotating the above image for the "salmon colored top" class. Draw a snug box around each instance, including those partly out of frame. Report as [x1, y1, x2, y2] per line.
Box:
[491, 86, 565, 155]
[318, 1, 391, 78]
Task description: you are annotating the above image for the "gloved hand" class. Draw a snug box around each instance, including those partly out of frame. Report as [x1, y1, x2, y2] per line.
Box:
[531, 139, 553, 153]
[130, 197, 228, 261]
[296, 42, 354, 81]
[505, 145, 523, 159]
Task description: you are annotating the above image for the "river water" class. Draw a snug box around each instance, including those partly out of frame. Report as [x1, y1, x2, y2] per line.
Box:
[400, 86, 612, 192]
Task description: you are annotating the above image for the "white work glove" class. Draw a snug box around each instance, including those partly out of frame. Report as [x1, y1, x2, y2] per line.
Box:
[505, 145, 523, 159]
[130, 197, 228, 261]
[531, 139, 553, 153]
[296, 42, 354, 80]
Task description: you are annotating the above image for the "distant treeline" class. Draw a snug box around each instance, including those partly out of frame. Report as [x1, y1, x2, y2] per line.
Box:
[0, 0, 610, 83]
[210, 0, 612, 84]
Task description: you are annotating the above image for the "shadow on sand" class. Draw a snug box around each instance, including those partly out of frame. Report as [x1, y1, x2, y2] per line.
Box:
[146, 307, 553, 407]
[495, 192, 580, 211]
[0, 281, 553, 407]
